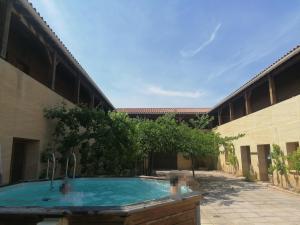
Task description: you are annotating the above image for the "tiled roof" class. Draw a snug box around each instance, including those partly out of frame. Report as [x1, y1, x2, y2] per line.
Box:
[210, 45, 300, 112]
[117, 108, 210, 114]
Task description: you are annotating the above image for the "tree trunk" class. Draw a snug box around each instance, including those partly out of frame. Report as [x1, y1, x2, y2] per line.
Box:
[148, 151, 154, 176]
[151, 150, 154, 175]
[147, 154, 150, 176]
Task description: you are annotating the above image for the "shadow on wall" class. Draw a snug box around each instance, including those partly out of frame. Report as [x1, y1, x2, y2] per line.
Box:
[197, 156, 218, 170]
[273, 172, 299, 191]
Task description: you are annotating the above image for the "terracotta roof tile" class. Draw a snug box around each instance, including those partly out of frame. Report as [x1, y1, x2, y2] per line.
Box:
[117, 108, 210, 114]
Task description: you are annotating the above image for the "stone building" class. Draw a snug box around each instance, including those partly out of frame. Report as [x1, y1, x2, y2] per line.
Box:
[1, 0, 300, 189]
[0, 0, 114, 184]
[117, 108, 210, 122]
[209, 46, 300, 188]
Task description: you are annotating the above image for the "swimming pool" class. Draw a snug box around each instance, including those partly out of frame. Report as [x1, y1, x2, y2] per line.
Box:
[0, 178, 201, 225]
[0, 178, 190, 207]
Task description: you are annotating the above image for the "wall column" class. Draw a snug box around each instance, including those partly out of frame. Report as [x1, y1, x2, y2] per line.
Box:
[50, 51, 57, 90]
[229, 102, 234, 121]
[268, 76, 277, 105]
[0, 0, 13, 59]
[244, 91, 252, 115]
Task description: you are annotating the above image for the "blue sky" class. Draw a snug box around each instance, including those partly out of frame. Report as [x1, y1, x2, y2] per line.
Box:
[29, 0, 300, 108]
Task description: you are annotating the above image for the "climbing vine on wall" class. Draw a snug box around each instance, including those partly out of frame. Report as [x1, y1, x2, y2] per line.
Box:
[224, 143, 239, 171]
[269, 144, 287, 176]
[287, 147, 300, 174]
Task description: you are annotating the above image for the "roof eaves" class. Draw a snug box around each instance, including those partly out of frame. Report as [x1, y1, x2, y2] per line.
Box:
[209, 45, 300, 112]
[20, 0, 114, 109]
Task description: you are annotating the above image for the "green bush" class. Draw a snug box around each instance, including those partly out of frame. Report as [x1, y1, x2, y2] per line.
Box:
[43, 104, 243, 177]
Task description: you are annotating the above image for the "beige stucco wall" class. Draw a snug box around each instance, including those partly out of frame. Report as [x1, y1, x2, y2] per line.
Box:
[0, 58, 73, 184]
[216, 94, 300, 188]
[177, 153, 192, 170]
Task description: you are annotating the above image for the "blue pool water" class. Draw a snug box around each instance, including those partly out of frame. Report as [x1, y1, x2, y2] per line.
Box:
[0, 178, 190, 207]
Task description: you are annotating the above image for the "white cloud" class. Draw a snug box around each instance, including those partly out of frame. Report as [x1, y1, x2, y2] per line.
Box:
[146, 85, 202, 98]
[180, 23, 222, 58]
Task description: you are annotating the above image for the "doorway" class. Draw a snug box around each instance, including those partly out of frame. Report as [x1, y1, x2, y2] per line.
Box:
[241, 146, 251, 176]
[257, 144, 271, 181]
[153, 152, 177, 170]
[10, 138, 39, 183]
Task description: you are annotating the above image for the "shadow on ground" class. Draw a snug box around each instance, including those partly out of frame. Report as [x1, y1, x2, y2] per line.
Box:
[194, 172, 266, 206]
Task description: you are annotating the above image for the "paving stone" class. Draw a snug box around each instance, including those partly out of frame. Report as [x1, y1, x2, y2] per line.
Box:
[197, 171, 300, 225]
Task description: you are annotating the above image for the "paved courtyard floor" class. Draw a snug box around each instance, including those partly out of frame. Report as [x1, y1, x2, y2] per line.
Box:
[196, 171, 300, 225]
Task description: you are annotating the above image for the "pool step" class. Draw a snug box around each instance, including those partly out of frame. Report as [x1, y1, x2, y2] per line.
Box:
[37, 218, 67, 225]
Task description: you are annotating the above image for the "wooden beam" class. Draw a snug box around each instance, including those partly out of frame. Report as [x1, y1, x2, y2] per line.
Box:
[91, 94, 95, 108]
[0, 0, 13, 58]
[76, 77, 80, 104]
[217, 109, 222, 126]
[244, 91, 252, 115]
[229, 102, 234, 121]
[11, 7, 53, 52]
[50, 51, 57, 90]
[56, 54, 77, 76]
[268, 76, 277, 105]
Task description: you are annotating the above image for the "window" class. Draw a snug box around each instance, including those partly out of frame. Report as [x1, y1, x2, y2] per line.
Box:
[286, 142, 299, 155]
[286, 142, 299, 165]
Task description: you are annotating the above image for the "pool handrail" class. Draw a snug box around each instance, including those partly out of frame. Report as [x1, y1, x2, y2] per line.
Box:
[46, 153, 56, 180]
[65, 151, 76, 179]
[46, 158, 50, 179]
[46, 152, 56, 190]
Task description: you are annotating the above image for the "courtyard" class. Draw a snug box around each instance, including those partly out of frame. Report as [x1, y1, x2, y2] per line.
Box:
[198, 171, 300, 225]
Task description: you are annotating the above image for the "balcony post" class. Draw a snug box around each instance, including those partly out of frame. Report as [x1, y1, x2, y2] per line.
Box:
[244, 91, 252, 115]
[91, 94, 95, 108]
[50, 51, 57, 90]
[268, 76, 277, 105]
[0, 0, 13, 59]
[218, 109, 222, 126]
[229, 102, 234, 121]
[76, 77, 81, 104]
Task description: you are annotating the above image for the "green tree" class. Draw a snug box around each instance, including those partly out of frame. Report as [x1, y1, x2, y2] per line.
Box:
[179, 114, 243, 177]
[189, 114, 214, 129]
[135, 119, 161, 175]
[178, 123, 220, 177]
[44, 104, 139, 176]
[156, 114, 181, 153]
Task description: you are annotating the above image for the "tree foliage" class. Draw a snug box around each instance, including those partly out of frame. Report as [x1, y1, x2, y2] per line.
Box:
[188, 114, 214, 129]
[44, 104, 137, 176]
[178, 120, 242, 177]
[43, 104, 243, 177]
